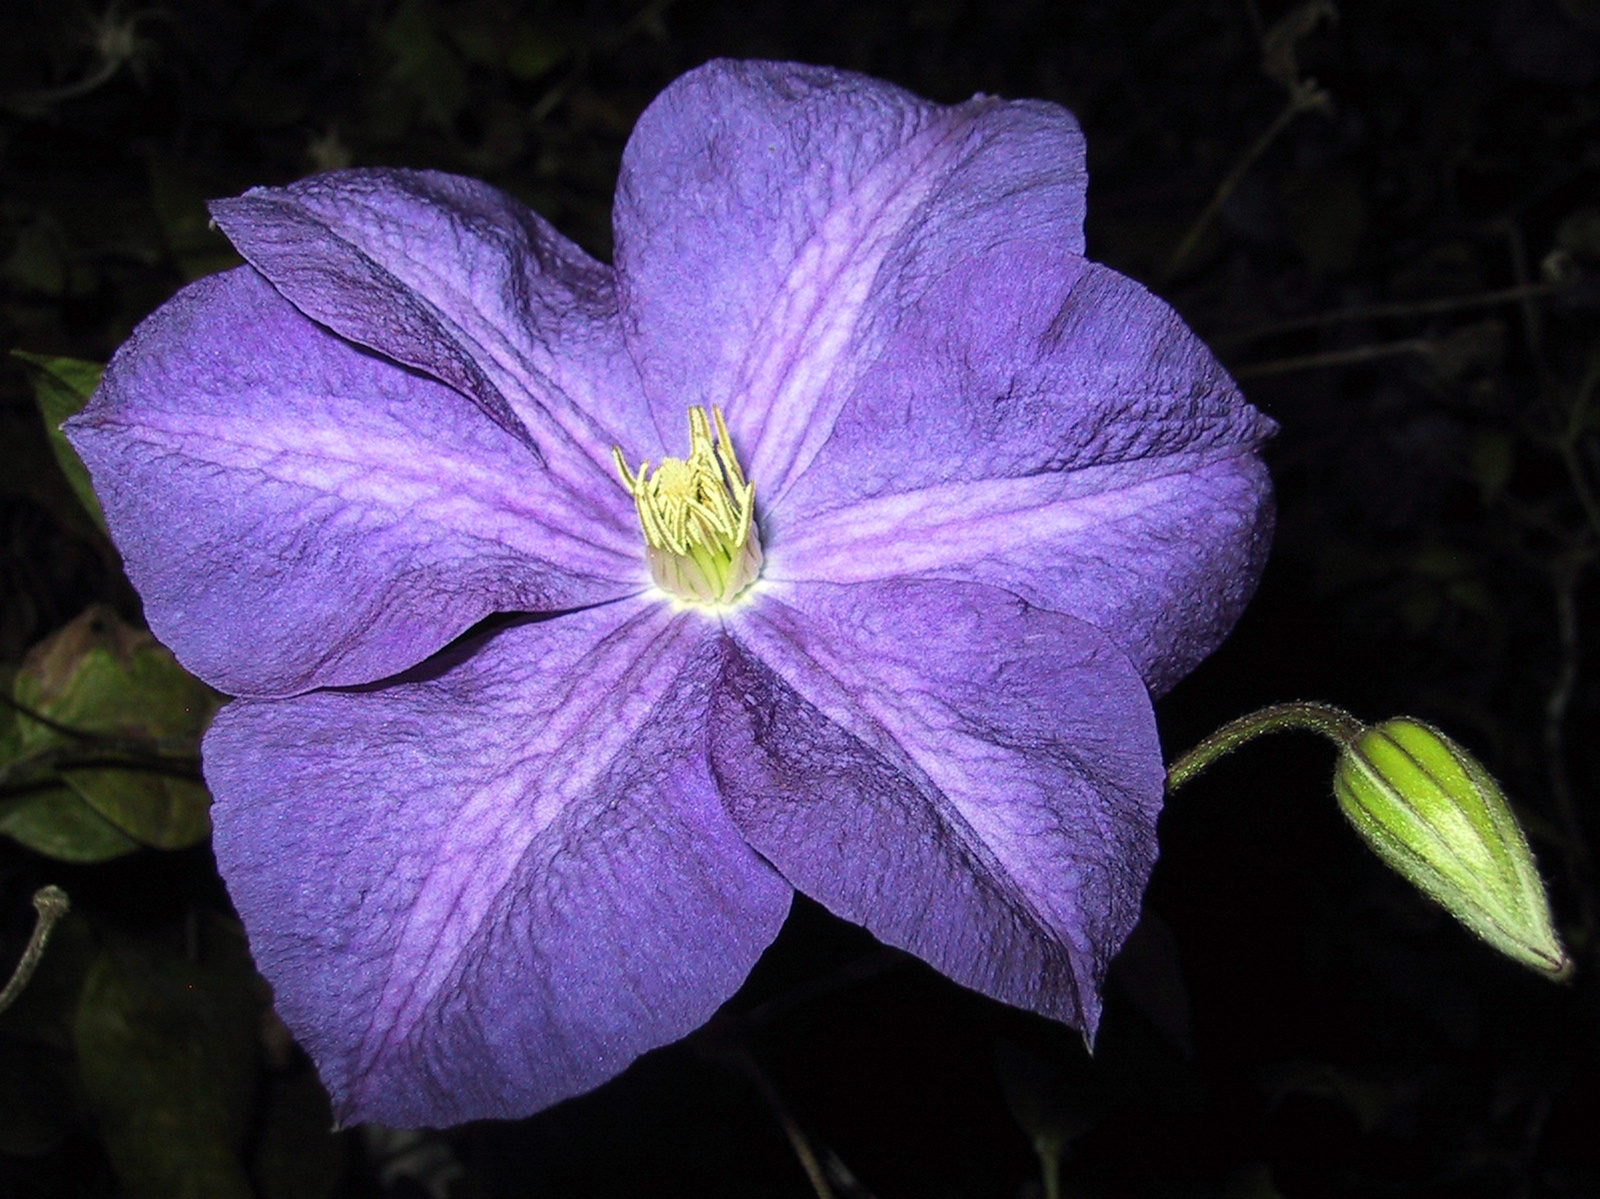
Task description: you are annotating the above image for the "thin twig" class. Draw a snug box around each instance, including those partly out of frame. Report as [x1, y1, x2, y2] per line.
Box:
[1543, 556, 1598, 946]
[1556, 352, 1600, 543]
[0, 887, 70, 1016]
[1217, 280, 1573, 348]
[1163, 82, 1330, 284]
[1504, 218, 1550, 377]
[0, 746, 202, 792]
[730, 1046, 838, 1199]
[1233, 338, 1434, 380]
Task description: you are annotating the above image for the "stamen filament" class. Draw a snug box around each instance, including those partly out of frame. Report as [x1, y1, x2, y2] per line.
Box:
[614, 406, 763, 606]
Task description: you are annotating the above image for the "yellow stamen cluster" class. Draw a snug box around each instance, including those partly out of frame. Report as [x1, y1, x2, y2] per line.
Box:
[613, 406, 763, 606]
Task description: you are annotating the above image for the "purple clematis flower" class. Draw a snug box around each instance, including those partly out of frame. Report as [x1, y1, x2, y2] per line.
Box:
[66, 59, 1273, 1128]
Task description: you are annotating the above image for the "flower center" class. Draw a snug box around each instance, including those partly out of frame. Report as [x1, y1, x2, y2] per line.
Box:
[612, 406, 764, 606]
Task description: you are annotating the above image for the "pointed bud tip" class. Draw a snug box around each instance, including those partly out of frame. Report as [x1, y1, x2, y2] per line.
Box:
[1333, 717, 1571, 981]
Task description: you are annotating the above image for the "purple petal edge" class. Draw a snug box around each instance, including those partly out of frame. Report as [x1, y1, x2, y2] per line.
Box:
[209, 603, 791, 1127]
[67, 266, 640, 699]
[713, 577, 1165, 1037]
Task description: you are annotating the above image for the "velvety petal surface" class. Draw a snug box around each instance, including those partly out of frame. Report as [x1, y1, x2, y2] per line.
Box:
[210, 168, 647, 489]
[207, 601, 791, 1128]
[612, 59, 1088, 486]
[712, 578, 1164, 1036]
[67, 267, 642, 699]
[768, 256, 1275, 694]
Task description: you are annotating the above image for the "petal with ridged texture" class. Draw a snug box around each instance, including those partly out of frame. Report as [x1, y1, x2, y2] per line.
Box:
[207, 601, 791, 1128]
[210, 168, 646, 487]
[712, 577, 1163, 1037]
[67, 267, 641, 699]
[770, 256, 1275, 694]
[612, 59, 1088, 488]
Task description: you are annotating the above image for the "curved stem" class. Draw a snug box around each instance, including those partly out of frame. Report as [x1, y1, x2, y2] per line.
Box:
[1162, 82, 1329, 284]
[732, 1047, 839, 1199]
[0, 886, 70, 1016]
[1166, 701, 1364, 793]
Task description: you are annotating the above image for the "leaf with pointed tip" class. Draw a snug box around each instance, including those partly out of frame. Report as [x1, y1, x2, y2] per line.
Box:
[12, 351, 107, 535]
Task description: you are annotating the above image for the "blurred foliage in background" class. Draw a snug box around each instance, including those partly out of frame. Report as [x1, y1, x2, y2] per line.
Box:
[3, 0, 1599, 1195]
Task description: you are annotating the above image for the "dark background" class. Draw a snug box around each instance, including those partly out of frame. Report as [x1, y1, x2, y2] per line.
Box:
[3, 0, 1599, 1195]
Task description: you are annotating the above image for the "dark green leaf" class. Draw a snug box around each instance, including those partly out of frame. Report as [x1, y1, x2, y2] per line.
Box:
[1281, 165, 1367, 276]
[7, 607, 217, 852]
[506, 23, 570, 81]
[0, 786, 142, 862]
[62, 770, 212, 851]
[382, 0, 468, 127]
[11, 350, 107, 535]
[993, 1038, 1103, 1160]
[0, 219, 69, 297]
[1225, 1162, 1289, 1199]
[1257, 1060, 1406, 1135]
[14, 606, 216, 746]
[73, 919, 262, 1199]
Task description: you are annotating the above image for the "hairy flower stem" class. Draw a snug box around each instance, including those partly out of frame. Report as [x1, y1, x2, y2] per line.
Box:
[1170, 705, 1571, 978]
[0, 886, 70, 1016]
[1166, 701, 1363, 793]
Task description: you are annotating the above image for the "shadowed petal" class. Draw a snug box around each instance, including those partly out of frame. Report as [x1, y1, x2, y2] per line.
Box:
[67, 267, 642, 699]
[770, 257, 1275, 694]
[207, 601, 791, 1128]
[712, 578, 1164, 1036]
[613, 59, 1087, 487]
[211, 168, 646, 486]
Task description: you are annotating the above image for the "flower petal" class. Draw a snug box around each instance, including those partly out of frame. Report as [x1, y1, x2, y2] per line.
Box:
[771, 256, 1275, 694]
[777, 457, 1272, 698]
[713, 578, 1164, 1037]
[207, 601, 791, 1128]
[210, 168, 646, 484]
[67, 267, 642, 698]
[613, 59, 1087, 485]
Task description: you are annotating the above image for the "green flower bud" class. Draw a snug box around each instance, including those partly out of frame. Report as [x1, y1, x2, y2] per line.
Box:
[1333, 718, 1571, 979]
